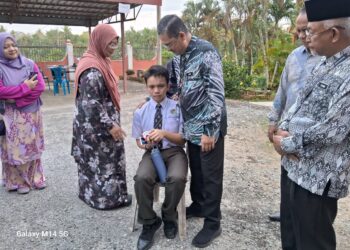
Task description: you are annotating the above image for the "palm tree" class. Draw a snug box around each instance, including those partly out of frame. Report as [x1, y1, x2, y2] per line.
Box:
[182, 0, 222, 48]
[182, 1, 202, 34]
[269, 0, 295, 28]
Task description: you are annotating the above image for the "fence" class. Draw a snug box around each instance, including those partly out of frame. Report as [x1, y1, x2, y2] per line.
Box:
[74, 45, 155, 61]
[20, 43, 156, 62]
[133, 46, 157, 60]
[19, 40, 158, 83]
[19, 44, 66, 62]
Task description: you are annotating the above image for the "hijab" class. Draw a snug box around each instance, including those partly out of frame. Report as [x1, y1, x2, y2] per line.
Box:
[0, 32, 40, 113]
[74, 24, 121, 111]
[0, 32, 34, 87]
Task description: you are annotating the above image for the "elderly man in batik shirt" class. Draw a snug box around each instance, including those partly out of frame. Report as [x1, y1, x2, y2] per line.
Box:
[266, 8, 321, 235]
[158, 15, 227, 248]
[273, 0, 350, 249]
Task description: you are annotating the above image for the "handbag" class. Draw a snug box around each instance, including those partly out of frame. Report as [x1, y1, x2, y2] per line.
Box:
[0, 101, 5, 136]
[0, 119, 5, 136]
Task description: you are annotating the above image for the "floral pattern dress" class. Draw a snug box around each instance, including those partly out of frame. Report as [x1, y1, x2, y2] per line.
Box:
[71, 68, 128, 209]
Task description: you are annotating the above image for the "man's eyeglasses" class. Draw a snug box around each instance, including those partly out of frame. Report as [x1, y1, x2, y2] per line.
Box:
[162, 38, 177, 49]
[305, 26, 345, 38]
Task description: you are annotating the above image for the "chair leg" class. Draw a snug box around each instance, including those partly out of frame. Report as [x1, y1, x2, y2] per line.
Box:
[153, 184, 160, 202]
[133, 184, 160, 233]
[132, 184, 186, 239]
[53, 81, 59, 95]
[62, 81, 66, 95]
[67, 80, 71, 94]
[132, 203, 139, 232]
[177, 192, 186, 240]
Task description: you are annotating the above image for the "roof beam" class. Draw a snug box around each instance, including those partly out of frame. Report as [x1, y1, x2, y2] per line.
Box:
[96, 0, 161, 5]
[0, 15, 98, 26]
[0, 0, 162, 26]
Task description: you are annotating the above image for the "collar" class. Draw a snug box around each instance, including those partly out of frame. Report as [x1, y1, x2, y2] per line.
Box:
[324, 45, 350, 66]
[182, 36, 198, 59]
[149, 97, 169, 110]
[301, 45, 313, 56]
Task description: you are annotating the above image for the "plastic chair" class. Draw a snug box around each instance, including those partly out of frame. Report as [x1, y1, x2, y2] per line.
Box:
[38, 67, 50, 91]
[50, 66, 71, 95]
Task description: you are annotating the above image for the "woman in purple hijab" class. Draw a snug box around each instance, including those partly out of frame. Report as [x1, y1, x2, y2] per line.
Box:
[0, 32, 46, 194]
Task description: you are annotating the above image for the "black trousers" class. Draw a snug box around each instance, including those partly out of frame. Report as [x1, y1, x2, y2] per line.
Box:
[280, 166, 295, 249]
[281, 167, 338, 250]
[187, 135, 224, 228]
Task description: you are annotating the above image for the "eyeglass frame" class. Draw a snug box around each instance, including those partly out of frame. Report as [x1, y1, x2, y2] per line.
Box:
[162, 37, 179, 50]
[305, 25, 345, 38]
[107, 36, 120, 49]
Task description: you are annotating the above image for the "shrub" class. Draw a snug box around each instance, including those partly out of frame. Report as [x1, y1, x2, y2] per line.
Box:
[162, 50, 175, 65]
[119, 75, 143, 83]
[223, 60, 252, 99]
[126, 69, 135, 76]
[251, 75, 267, 89]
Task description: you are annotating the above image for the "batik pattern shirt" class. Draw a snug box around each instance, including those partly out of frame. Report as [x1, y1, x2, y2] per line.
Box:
[179, 36, 227, 145]
[279, 46, 350, 198]
[166, 55, 180, 98]
[268, 46, 321, 125]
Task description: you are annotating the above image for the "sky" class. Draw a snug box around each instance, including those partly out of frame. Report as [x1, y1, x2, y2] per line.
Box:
[0, 1, 188, 35]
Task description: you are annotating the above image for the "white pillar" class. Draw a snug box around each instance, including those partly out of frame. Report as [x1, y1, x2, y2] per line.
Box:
[66, 39, 75, 81]
[127, 41, 133, 70]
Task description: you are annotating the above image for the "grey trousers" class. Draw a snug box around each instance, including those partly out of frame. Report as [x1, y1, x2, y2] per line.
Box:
[134, 146, 188, 225]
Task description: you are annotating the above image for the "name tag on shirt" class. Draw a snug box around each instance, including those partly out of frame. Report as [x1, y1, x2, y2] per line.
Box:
[318, 82, 328, 89]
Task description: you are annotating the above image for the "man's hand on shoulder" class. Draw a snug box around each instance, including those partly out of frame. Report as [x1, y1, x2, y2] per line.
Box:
[136, 97, 150, 109]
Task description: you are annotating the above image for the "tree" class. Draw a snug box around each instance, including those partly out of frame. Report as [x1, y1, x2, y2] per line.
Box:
[182, 0, 222, 48]
[269, 0, 295, 28]
[182, 0, 202, 34]
[125, 28, 157, 60]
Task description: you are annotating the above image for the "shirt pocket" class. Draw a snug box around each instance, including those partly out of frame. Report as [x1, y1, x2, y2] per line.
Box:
[164, 114, 180, 133]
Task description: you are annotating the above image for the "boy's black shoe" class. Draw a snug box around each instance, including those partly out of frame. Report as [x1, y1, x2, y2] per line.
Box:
[163, 221, 178, 239]
[137, 216, 162, 250]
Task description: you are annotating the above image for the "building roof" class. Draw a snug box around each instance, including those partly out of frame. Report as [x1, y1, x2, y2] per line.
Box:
[0, 0, 162, 26]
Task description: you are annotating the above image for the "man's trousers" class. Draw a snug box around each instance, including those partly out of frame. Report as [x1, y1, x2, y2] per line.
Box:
[187, 135, 224, 229]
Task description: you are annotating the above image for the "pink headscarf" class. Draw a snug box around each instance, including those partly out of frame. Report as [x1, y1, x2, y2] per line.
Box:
[74, 24, 120, 111]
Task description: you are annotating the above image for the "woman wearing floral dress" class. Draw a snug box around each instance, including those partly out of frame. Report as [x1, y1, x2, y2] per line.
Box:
[0, 32, 46, 194]
[71, 24, 131, 210]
